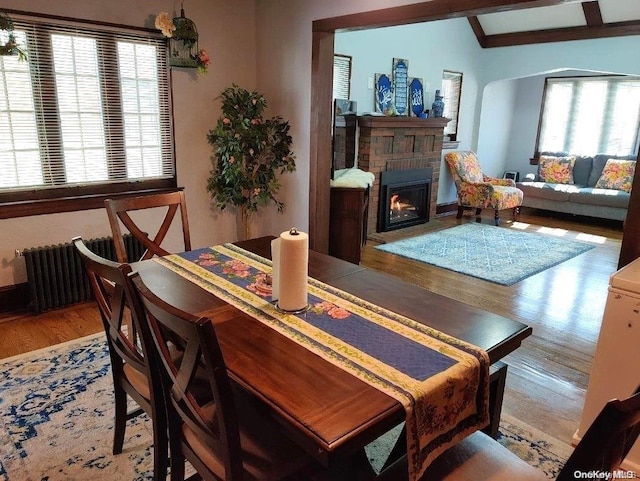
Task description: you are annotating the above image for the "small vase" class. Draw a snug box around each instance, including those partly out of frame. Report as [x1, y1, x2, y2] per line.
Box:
[431, 90, 445, 118]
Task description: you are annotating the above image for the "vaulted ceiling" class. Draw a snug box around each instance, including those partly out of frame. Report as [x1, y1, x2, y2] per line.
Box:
[469, 0, 640, 47]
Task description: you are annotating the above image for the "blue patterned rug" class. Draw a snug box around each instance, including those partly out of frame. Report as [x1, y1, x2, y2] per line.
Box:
[375, 223, 595, 286]
[0, 334, 572, 480]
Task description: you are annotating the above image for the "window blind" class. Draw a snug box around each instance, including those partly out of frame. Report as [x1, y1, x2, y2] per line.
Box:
[0, 17, 173, 193]
[333, 54, 351, 100]
[539, 76, 640, 156]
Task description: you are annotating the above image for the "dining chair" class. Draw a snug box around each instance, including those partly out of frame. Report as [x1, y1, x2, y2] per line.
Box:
[104, 190, 191, 263]
[127, 271, 323, 481]
[72, 236, 168, 481]
[376, 386, 640, 481]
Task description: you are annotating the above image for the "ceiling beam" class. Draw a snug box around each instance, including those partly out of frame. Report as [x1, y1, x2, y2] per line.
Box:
[313, 0, 584, 32]
[467, 17, 488, 47]
[482, 19, 640, 47]
[582, 1, 603, 27]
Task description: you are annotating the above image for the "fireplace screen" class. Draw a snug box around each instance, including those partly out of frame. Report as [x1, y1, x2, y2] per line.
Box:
[378, 168, 432, 232]
[389, 186, 425, 226]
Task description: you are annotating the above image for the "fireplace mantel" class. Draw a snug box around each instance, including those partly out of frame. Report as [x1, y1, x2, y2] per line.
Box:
[358, 116, 450, 129]
[356, 115, 449, 235]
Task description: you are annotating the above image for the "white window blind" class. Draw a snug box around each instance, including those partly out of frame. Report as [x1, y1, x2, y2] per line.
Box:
[538, 76, 640, 156]
[333, 54, 351, 100]
[0, 17, 173, 194]
[442, 70, 462, 139]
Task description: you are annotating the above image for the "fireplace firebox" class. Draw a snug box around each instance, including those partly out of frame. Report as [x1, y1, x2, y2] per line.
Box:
[378, 168, 432, 232]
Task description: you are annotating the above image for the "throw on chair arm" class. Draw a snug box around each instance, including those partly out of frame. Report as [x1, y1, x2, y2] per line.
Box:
[483, 175, 516, 187]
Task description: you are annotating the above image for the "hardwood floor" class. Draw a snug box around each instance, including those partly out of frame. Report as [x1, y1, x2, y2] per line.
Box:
[362, 207, 623, 445]
[0, 302, 103, 358]
[0, 207, 624, 447]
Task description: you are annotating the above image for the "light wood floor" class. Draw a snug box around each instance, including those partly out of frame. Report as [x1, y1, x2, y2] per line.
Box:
[362, 207, 624, 446]
[0, 208, 624, 447]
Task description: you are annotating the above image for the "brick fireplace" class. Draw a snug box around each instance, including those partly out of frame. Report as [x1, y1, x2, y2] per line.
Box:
[357, 116, 450, 234]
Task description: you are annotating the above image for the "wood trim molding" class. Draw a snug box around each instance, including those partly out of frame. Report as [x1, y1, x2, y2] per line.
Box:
[357, 116, 450, 129]
[309, 30, 334, 253]
[0, 186, 181, 219]
[618, 151, 640, 268]
[0, 283, 30, 314]
[436, 202, 459, 216]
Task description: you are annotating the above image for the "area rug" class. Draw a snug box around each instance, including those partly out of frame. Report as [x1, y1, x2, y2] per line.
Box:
[365, 414, 572, 479]
[0, 334, 572, 480]
[375, 223, 595, 285]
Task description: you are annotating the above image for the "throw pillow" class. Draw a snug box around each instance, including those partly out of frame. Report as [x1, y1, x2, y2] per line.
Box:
[595, 159, 636, 192]
[538, 155, 576, 184]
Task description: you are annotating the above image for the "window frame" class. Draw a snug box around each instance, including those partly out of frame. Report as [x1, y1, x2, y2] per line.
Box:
[534, 74, 640, 159]
[0, 10, 176, 219]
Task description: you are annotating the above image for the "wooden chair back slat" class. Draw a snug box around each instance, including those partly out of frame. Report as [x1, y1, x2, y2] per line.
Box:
[105, 191, 191, 263]
[128, 272, 245, 481]
[73, 236, 168, 481]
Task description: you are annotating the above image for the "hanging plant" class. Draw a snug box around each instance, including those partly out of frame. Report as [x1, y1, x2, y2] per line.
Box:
[0, 11, 27, 60]
[207, 85, 296, 240]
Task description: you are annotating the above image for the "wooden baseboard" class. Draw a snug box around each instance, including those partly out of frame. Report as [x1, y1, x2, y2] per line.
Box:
[0, 283, 30, 313]
[436, 202, 458, 216]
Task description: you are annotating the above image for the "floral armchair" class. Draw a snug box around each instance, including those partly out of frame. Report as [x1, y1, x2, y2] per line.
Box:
[444, 151, 523, 225]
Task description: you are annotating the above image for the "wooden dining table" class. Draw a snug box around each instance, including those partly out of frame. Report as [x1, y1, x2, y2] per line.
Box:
[133, 236, 532, 478]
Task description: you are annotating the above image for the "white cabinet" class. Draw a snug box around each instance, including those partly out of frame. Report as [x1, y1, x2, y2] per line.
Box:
[576, 257, 640, 470]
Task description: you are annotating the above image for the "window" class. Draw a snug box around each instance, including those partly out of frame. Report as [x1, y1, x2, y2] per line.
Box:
[537, 76, 640, 156]
[0, 15, 174, 217]
[441, 70, 462, 141]
[332, 54, 351, 100]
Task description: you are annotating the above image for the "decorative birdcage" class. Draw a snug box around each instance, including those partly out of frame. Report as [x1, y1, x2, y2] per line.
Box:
[170, 5, 198, 68]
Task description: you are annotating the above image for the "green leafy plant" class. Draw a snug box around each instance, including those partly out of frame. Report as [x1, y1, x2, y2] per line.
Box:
[0, 11, 27, 60]
[207, 85, 296, 239]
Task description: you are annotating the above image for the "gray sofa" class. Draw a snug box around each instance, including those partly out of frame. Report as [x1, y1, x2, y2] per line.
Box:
[516, 153, 635, 222]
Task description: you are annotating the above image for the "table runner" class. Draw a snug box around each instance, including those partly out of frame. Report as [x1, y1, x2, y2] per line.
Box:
[155, 244, 490, 480]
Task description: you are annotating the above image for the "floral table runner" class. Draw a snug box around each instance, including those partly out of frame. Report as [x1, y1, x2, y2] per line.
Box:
[155, 244, 490, 481]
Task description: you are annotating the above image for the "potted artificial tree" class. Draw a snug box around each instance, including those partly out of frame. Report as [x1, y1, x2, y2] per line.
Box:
[207, 85, 296, 240]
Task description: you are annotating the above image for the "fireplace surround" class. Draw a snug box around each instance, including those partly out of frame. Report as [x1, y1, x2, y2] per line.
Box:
[356, 116, 449, 234]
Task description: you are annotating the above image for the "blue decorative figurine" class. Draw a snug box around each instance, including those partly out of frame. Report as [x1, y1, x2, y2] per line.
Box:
[431, 89, 445, 118]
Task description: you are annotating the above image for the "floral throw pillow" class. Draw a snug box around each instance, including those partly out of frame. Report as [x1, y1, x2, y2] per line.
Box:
[595, 159, 636, 192]
[538, 155, 576, 184]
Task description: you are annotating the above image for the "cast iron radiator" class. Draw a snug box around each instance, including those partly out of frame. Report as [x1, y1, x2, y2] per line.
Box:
[22, 235, 146, 313]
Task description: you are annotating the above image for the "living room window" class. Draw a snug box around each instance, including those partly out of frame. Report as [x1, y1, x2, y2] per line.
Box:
[537, 76, 640, 157]
[332, 54, 352, 100]
[0, 14, 174, 218]
[442, 70, 462, 141]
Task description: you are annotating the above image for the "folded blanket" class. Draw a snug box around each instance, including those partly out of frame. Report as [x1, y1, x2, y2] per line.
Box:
[330, 168, 375, 188]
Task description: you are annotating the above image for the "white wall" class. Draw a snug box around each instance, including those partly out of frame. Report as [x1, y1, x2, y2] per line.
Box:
[475, 79, 518, 178]
[503, 75, 545, 178]
[334, 19, 484, 203]
[251, 0, 440, 239]
[0, 0, 257, 287]
[329, 22, 640, 205]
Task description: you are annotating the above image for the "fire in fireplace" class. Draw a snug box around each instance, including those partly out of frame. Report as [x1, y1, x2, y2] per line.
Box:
[378, 168, 432, 232]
